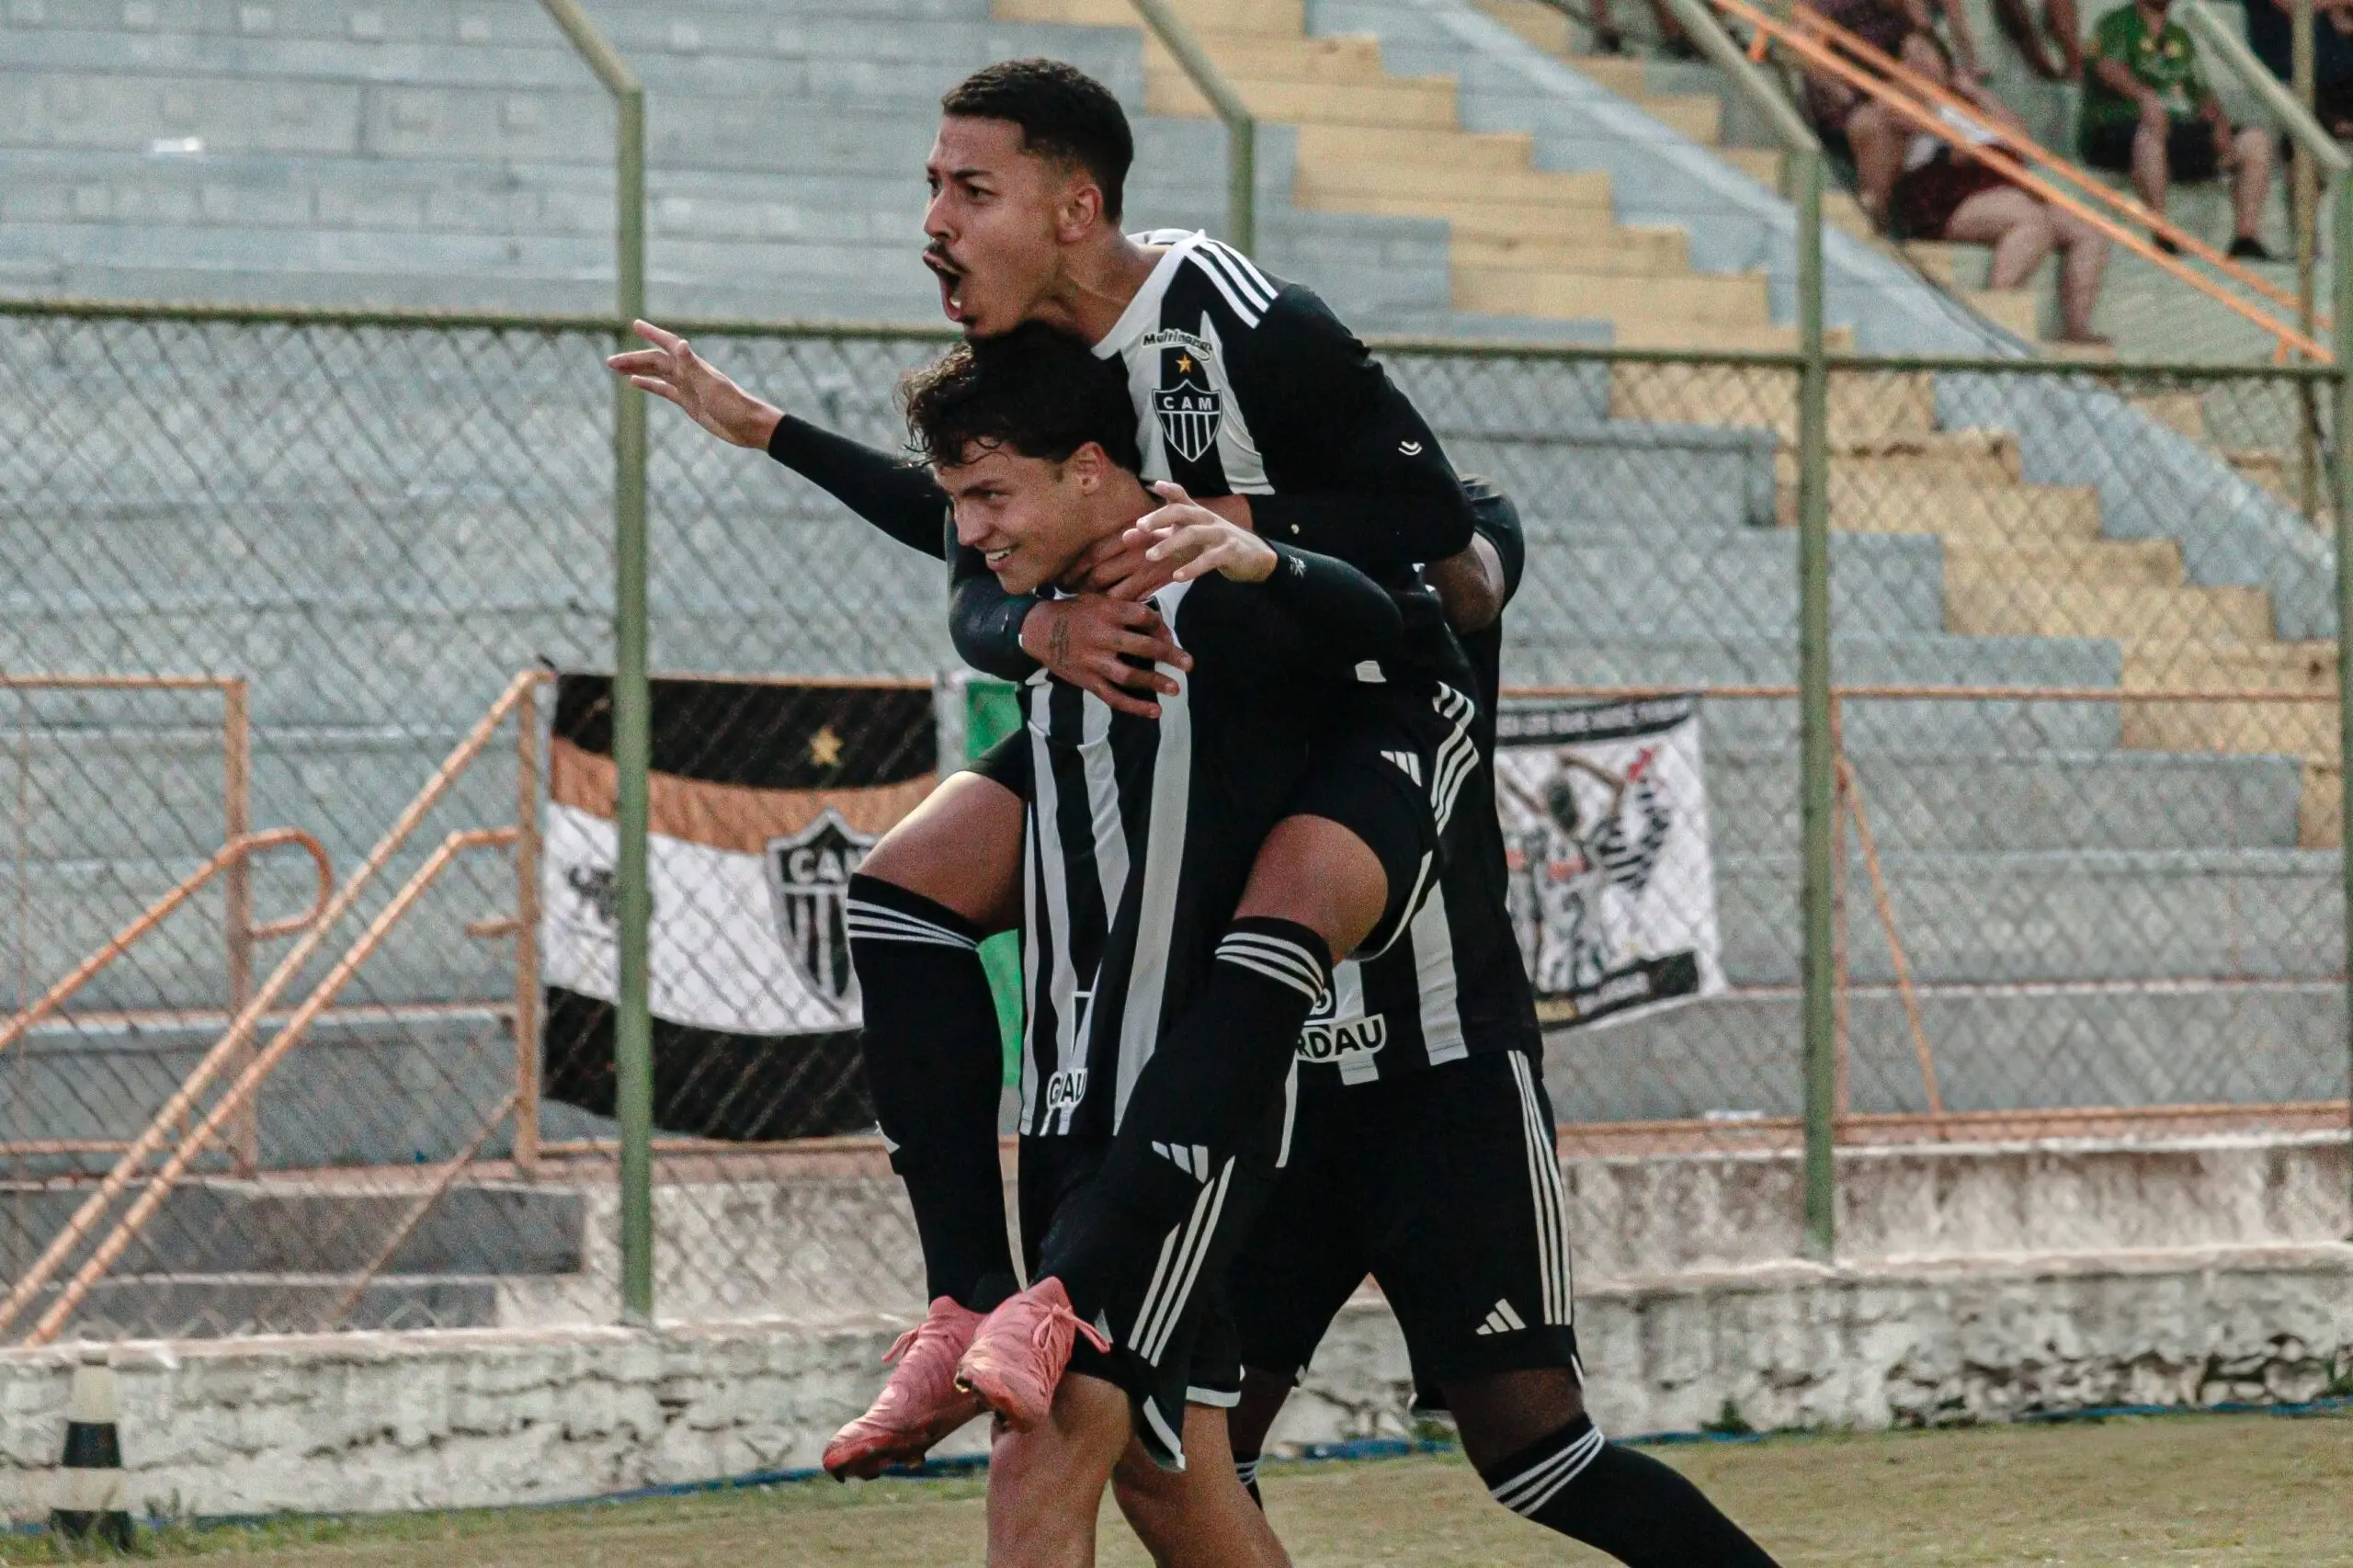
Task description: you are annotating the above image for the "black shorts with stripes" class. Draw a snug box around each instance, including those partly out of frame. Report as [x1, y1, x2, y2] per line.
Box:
[1229, 1048, 1582, 1410]
[1017, 1133, 1246, 1470]
[967, 678, 1465, 962]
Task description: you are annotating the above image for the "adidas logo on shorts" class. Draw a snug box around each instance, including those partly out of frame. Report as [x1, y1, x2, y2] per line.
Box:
[1475, 1299, 1528, 1336]
[1152, 1142, 1213, 1178]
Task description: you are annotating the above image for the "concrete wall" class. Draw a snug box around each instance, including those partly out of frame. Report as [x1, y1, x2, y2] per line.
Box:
[4, 1246, 2347, 1520]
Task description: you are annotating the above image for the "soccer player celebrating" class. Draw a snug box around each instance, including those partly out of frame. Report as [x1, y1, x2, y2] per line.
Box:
[1117, 481, 1783, 1566]
[611, 56, 1479, 1476]
[915, 322, 1392, 1563]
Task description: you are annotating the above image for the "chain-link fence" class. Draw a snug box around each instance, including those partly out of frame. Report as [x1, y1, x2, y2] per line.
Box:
[2, 303, 2346, 1344]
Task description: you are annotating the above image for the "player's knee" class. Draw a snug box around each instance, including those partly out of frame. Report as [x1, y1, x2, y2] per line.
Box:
[1238, 815, 1387, 958]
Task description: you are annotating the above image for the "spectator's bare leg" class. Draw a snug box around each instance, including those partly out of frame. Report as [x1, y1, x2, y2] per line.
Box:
[2131, 114, 2172, 222]
[1945, 187, 2060, 290]
[1846, 102, 1906, 223]
[2046, 205, 2113, 340]
[2045, 0, 2084, 76]
[2230, 125, 2274, 244]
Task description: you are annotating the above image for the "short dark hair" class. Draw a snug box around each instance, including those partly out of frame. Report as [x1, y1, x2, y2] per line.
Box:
[941, 58, 1132, 222]
[902, 322, 1142, 473]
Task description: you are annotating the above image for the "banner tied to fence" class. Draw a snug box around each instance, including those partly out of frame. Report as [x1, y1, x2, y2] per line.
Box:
[538, 673, 936, 1141]
[1495, 693, 1724, 1029]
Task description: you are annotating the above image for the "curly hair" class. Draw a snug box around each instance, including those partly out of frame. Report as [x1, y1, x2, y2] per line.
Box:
[901, 322, 1142, 473]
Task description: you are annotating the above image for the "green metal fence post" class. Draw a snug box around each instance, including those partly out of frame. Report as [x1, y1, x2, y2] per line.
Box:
[2335, 176, 2353, 1226]
[1792, 147, 1837, 1262]
[1130, 0, 1254, 253]
[1657, 0, 1839, 1259]
[540, 0, 653, 1327]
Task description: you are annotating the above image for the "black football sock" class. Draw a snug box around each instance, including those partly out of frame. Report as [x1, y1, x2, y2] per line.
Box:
[1043, 916, 1333, 1321]
[1477, 1416, 1781, 1567]
[846, 873, 1017, 1312]
[1233, 1452, 1264, 1508]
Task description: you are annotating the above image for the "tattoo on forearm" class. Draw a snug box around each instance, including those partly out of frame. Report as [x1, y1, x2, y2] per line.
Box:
[1048, 617, 1072, 671]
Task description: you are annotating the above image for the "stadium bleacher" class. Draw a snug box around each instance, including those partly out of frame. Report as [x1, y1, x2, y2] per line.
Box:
[0, 0, 2341, 1336]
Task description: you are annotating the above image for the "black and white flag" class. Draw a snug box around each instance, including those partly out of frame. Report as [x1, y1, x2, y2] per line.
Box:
[1495, 693, 1724, 1029]
[539, 674, 936, 1141]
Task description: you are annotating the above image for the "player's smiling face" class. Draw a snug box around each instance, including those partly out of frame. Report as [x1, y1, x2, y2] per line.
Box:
[923, 116, 1091, 337]
[938, 441, 1120, 596]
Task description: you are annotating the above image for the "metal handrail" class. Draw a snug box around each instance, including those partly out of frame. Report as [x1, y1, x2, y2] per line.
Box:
[0, 672, 538, 1343]
[20, 827, 520, 1347]
[1129, 0, 1256, 252]
[1732, 0, 2332, 358]
[0, 828, 332, 1062]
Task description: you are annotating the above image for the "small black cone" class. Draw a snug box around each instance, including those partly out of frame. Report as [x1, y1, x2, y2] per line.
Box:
[49, 1348, 133, 1551]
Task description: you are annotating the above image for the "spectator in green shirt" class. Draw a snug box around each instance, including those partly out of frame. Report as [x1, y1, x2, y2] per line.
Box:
[2078, 0, 2275, 258]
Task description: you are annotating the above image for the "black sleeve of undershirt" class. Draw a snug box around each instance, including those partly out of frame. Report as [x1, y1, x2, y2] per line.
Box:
[1220, 544, 1403, 675]
[764, 415, 948, 560]
[1467, 478, 1528, 608]
[949, 544, 1044, 680]
[1235, 288, 1475, 576]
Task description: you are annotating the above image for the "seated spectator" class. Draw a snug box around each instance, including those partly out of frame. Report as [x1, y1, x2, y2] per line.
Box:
[2245, 0, 2353, 137]
[2079, 0, 2276, 258]
[1991, 0, 2086, 82]
[1799, 0, 1988, 224]
[1893, 32, 2113, 343]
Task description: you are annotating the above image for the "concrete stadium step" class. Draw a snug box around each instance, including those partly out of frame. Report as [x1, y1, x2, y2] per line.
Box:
[2123, 640, 2338, 692]
[1511, 527, 1949, 637]
[1502, 634, 2129, 750]
[1451, 227, 1690, 278]
[0, 600, 952, 729]
[0, 145, 1277, 242]
[2120, 694, 2337, 764]
[10, 0, 1017, 43]
[1150, 62, 1461, 129]
[1715, 846, 2339, 985]
[0, 722, 511, 864]
[1290, 153, 1610, 211]
[1455, 267, 1773, 327]
[1445, 424, 1774, 530]
[0, 1167, 581, 1278]
[1810, 472, 2106, 543]
[26, 1274, 512, 1338]
[1704, 746, 2307, 855]
[1610, 366, 1939, 443]
[1290, 120, 1535, 172]
[1552, 982, 2345, 1121]
[1296, 189, 1622, 244]
[1945, 581, 2276, 644]
[1002, 0, 1300, 30]
[1, 23, 1143, 100]
[1940, 539, 2188, 590]
[1794, 432, 2023, 487]
[0, 852, 519, 1009]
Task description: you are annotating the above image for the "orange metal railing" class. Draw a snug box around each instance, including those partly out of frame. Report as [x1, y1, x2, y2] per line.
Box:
[0, 673, 544, 1346]
[1718, 0, 2331, 360]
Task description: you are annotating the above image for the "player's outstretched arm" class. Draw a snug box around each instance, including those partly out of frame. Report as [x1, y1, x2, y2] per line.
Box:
[607, 320, 782, 449]
[608, 319, 949, 558]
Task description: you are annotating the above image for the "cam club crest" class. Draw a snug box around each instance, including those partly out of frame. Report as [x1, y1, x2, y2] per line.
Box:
[765, 807, 875, 1006]
[1154, 375, 1223, 464]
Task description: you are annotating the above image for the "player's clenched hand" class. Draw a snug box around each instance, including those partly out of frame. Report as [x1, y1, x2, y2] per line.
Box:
[606, 320, 783, 449]
[1019, 596, 1191, 720]
[1129, 481, 1278, 585]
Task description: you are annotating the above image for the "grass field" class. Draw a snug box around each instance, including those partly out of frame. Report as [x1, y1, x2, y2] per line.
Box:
[7, 1414, 2347, 1566]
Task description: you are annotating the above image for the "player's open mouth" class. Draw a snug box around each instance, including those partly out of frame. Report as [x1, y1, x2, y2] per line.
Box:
[926, 252, 966, 323]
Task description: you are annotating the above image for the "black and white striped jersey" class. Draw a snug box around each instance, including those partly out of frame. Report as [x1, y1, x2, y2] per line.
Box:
[953, 231, 1475, 686]
[1300, 483, 1543, 1084]
[1018, 557, 1396, 1141]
